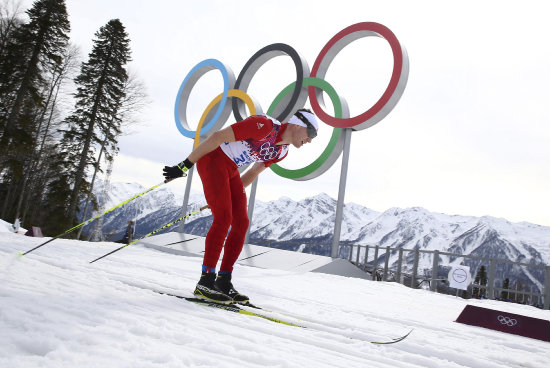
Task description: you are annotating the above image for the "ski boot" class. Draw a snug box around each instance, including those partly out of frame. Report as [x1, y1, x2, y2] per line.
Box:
[215, 273, 249, 304]
[193, 272, 233, 304]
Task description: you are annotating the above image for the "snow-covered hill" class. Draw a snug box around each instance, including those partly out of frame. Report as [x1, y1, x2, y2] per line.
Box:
[1, 232, 549, 367]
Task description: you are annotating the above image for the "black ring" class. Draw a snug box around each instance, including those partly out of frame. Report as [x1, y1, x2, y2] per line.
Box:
[232, 43, 310, 122]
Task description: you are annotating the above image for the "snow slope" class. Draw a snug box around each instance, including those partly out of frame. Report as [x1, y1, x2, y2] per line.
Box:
[1, 232, 549, 368]
[0, 219, 14, 233]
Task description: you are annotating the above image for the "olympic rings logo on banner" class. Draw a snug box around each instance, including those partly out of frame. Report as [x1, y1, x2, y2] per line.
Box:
[174, 22, 409, 181]
[497, 315, 518, 327]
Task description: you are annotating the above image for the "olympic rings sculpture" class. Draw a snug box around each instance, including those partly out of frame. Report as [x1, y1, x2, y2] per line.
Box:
[174, 22, 409, 181]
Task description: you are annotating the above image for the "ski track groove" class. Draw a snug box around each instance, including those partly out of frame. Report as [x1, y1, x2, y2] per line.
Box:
[103, 274, 545, 368]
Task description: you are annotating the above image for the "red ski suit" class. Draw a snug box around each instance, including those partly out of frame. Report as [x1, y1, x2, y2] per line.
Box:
[196, 115, 289, 272]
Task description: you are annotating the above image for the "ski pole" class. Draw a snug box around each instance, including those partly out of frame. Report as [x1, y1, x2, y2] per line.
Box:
[89, 205, 210, 264]
[19, 179, 175, 257]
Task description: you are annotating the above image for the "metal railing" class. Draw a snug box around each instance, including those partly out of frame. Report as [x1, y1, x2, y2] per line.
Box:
[343, 244, 550, 310]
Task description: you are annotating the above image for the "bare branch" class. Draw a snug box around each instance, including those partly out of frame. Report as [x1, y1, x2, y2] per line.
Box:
[117, 67, 151, 135]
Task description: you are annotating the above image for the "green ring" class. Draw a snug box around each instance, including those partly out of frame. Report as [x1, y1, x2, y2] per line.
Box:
[269, 77, 344, 180]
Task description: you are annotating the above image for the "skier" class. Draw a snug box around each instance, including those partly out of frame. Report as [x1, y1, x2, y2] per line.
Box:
[163, 109, 319, 304]
[12, 218, 21, 233]
[122, 220, 135, 244]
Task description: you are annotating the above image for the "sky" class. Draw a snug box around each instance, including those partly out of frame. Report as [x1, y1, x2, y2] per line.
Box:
[15, 0, 550, 226]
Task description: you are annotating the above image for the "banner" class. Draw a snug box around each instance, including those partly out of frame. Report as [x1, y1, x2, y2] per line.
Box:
[448, 265, 471, 290]
[456, 305, 550, 342]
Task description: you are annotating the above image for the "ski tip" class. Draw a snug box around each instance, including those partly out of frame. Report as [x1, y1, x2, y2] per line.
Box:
[371, 329, 413, 345]
[17, 251, 24, 258]
[395, 329, 413, 340]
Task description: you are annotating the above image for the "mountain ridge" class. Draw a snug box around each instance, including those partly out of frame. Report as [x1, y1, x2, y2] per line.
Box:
[84, 180, 550, 292]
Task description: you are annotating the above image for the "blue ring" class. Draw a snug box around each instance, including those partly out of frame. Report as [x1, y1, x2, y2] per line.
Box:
[174, 59, 231, 138]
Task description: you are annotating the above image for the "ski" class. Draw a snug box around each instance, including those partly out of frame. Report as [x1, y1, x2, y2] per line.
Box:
[154, 290, 412, 345]
[237, 301, 413, 345]
[155, 290, 303, 327]
[371, 329, 413, 345]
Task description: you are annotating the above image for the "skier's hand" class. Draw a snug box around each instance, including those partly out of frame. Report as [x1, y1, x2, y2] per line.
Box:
[163, 158, 194, 181]
[162, 165, 186, 180]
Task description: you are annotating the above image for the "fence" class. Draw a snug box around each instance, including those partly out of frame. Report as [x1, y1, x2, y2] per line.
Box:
[343, 244, 550, 310]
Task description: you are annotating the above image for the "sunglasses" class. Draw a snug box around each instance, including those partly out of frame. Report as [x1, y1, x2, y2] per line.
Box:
[294, 112, 317, 139]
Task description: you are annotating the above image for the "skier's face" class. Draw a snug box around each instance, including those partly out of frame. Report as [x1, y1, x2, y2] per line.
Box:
[292, 126, 312, 148]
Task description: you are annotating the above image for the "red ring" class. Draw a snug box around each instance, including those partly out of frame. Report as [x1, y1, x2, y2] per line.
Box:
[309, 22, 405, 129]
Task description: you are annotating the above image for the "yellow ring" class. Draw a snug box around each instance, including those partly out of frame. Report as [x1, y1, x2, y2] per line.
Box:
[193, 89, 258, 148]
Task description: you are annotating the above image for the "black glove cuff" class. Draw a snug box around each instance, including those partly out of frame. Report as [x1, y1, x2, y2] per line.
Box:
[183, 158, 194, 168]
[177, 158, 194, 170]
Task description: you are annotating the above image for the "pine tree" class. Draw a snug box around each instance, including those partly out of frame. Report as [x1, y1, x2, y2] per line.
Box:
[0, 0, 24, 118]
[60, 18, 131, 224]
[0, 0, 70, 155]
[37, 147, 75, 234]
[473, 265, 488, 297]
[501, 278, 510, 300]
[0, 0, 70, 225]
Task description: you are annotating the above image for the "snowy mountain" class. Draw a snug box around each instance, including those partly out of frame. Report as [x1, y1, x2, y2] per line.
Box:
[83, 180, 550, 291]
[81, 180, 206, 241]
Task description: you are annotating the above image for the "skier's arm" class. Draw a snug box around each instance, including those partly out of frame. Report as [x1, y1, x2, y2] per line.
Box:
[163, 126, 236, 180]
[241, 162, 266, 188]
[188, 115, 272, 164]
[187, 126, 236, 164]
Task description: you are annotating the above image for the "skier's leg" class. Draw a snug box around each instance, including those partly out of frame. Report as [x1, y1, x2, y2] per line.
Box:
[217, 171, 250, 303]
[219, 172, 249, 273]
[193, 149, 234, 303]
[196, 149, 234, 270]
